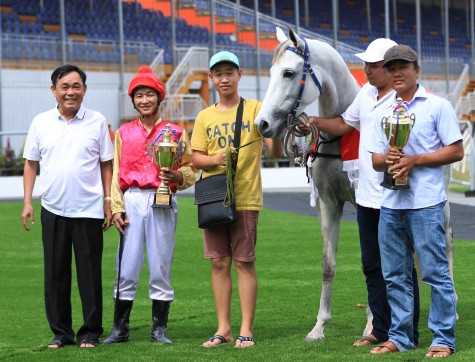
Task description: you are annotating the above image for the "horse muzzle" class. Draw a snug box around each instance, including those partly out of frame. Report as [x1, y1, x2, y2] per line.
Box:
[256, 114, 288, 139]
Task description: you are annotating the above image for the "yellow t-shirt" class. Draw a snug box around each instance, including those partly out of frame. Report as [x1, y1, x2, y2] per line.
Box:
[191, 99, 264, 210]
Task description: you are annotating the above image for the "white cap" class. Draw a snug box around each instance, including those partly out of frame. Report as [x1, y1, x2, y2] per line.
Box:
[354, 38, 398, 63]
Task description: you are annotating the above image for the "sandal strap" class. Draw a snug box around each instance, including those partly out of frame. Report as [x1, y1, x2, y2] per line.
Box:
[237, 336, 255, 343]
[80, 340, 98, 346]
[209, 335, 226, 344]
[48, 340, 63, 347]
[362, 335, 379, 344]
[429, 346, 451, 352]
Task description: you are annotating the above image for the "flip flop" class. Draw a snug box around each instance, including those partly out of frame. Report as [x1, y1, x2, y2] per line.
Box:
[202, 335, 228, 348]
[235, 335, 256, 348]
[47, 339, 74, 349]
[353, 334, 379, 347]
[370, 341, 399, 354]
[47, 340, 64, 349]
[79, 340, 98, 348]
[425, 345, 452, 358]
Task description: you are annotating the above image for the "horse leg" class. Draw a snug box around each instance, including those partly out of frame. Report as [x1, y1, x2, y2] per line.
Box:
[444, 202, 454, 282]
[363, 306, 374, 337]
[443, 166, 458, 319]
[444, 198, 459, 320]
[305, 199, 344, 342]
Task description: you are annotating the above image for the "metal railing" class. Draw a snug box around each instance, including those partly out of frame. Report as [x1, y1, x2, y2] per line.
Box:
[457, 91, 475, 120]
[150, 49, 165, 79]
[165, 47, 209, 96]
[1, 34, 158, 72]
[450, 64, 469, 109]
[160, 94, 208, 122]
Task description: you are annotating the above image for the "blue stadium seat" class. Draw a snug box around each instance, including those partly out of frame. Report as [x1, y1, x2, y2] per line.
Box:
[1, 0, 471, 64]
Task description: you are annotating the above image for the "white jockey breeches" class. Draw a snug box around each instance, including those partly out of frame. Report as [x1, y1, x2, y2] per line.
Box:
[113, 187, 177, 301]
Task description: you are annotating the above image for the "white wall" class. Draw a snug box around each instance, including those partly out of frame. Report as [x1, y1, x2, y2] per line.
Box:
[0, 167, 311, 200]
[0, 69, 132, 131]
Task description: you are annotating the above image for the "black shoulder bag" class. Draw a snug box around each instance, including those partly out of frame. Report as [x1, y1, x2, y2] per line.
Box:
[194, 98, 244, 229]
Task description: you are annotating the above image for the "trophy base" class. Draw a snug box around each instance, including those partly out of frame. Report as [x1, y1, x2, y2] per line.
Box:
[380, 171, 410, 190]
[152, 193, 172, 208]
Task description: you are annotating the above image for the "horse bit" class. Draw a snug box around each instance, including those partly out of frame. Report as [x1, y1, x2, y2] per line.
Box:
[283, 35, 339, 166]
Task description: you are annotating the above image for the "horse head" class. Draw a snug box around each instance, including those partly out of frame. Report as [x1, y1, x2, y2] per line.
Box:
[255, 27, 360, 138]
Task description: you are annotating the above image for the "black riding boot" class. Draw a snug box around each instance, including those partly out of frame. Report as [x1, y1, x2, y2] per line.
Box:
[102, 300, 133, 344]
[151, 300, 172, 344]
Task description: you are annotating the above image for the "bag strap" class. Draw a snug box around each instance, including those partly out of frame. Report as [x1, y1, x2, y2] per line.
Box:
[232, 97, 244, 171]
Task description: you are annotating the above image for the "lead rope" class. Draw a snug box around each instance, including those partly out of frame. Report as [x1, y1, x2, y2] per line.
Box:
[283, 114, 319, 166]
[223, 136, 264, 207]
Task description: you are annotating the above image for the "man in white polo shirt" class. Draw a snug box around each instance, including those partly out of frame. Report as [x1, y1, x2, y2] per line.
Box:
[21, 64, 114, 349]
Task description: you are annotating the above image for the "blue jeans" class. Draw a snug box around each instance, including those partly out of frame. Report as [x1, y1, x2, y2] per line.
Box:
[357, 205, 419, 344]
[379, 202, 456, 352]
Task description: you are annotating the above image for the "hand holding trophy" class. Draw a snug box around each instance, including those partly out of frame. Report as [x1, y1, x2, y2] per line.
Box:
[148, 124, 183, 208]
[380, 97, 415, 190]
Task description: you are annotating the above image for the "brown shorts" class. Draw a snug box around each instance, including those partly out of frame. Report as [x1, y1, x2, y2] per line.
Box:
[203, 210, 259, 262]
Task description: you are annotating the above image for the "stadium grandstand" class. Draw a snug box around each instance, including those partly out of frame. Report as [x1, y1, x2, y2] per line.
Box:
[0, 0, 474, 187]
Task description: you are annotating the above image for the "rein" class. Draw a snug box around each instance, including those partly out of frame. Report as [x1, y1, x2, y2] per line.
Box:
[223, 136, 263, 207]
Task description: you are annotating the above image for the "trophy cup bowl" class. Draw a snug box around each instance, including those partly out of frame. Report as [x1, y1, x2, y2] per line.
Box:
[150, 124, 179, 208]
[380, 97, 415, 190]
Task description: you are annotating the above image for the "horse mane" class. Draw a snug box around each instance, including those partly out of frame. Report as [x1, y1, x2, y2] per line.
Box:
[272, 40, 292, 65]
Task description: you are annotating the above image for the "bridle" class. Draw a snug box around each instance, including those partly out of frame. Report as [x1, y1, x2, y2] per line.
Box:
[285, 36, 323, 121]
[283, 35, 341, 166]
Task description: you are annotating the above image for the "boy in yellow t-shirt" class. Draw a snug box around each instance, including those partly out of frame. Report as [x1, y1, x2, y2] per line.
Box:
[191, 51, 281, 348]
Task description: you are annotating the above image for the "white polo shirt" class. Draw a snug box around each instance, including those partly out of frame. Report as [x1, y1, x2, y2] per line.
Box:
[342, 82, 395, 209]
[369, 85, 463, 209]
[23, 105, 114, 219]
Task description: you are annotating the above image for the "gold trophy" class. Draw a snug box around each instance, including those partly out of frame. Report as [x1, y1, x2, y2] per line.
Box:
[380, 97, 415, 190]
[149, 124, 180, 208]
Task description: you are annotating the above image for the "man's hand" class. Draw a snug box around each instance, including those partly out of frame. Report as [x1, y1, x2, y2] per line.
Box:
[212, 153, 227, 166]
[113, 212, 129, 235]
[103, 199, 112, 231]
[160, 167, 184, 186]
[384, 146, 402, 167]
[295, 112, 311, 135]
[388, 150, 418, 181]
[21, 204, 34, 232]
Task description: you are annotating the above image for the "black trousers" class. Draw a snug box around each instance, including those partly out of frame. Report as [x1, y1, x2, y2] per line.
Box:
[41, 207, 104, 343]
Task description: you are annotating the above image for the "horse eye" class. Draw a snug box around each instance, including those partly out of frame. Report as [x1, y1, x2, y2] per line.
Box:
[283, 70, 295, 78]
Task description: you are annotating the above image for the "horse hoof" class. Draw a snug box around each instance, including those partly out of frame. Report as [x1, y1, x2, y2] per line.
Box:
[304, 336, 325, 343]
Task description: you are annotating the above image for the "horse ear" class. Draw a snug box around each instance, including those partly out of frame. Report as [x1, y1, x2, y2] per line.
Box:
[276, 27, 288, 43]
[288, 27, 305, 50]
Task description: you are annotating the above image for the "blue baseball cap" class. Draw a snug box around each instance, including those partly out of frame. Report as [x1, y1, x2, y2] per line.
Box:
[209, 51, 240, 70]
